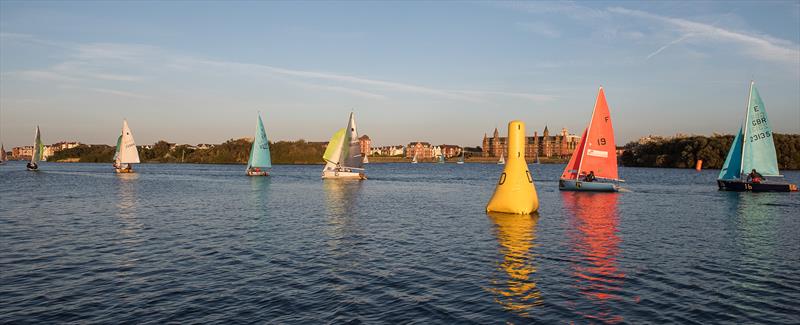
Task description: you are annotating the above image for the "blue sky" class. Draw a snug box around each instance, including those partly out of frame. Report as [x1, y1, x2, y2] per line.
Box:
[1, 1, 798, 148]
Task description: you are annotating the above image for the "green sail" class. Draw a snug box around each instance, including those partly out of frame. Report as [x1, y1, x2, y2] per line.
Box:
[247, 114, 272, 168]
[741, 84, 779, 176]
[113, 135, 122, 161]
[322, 128, 346, 164]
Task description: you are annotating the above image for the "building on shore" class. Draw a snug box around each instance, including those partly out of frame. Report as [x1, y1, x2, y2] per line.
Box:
[358, 135, 371, 156]
[439, 145, 462, 158]
[371, 145, 405, 157]
[482, 126, 579, 159]
[12, 141, 81, 160]
[406, 142, 434, 159]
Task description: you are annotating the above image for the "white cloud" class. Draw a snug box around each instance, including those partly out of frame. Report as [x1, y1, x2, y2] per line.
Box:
[609, 7, 800, 64]
[3, 37, 556, 104]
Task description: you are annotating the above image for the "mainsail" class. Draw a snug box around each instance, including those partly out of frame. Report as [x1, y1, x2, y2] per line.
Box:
[575, 87, 618, 180]
[719, 81, 780, 180]
[247, 114, 272, 169]
[342, 112, 363, 169]
[118, 120, 140, 164]
[31, 126, 43, 163]
[1, 143, 6, 162]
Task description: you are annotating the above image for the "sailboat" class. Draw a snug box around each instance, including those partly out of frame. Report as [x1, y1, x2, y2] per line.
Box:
[363, 154, 369, 164]
[717, 81, 797, 192]
[497, 152, 505, 165]
[411, 152, 418, 164]
[0, 143, 6, 165]
[114, 120, 140, 173]
[27, 126, 43, 171]
[246, 113, 272, 176]
[457, 148, 465, 164]
[322, 112, 366, 180]
[438, 153, 445, 164]
[559, 87, 621, 192]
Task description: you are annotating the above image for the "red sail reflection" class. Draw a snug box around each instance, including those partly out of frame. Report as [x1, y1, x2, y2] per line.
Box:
[562, 192, 625, 324]
[487, 212, 542, 316]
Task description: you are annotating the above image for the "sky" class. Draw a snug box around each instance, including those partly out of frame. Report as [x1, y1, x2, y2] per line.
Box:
[1, 1, 799, 148]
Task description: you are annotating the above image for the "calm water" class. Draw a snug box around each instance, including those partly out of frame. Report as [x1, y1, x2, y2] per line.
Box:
[1, 161, 799, 324]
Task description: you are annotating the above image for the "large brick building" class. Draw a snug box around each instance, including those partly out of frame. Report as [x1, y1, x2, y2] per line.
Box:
[358, 135, 371, 156]
[482, 126, 579, 159]
[406, 142, 434, 159]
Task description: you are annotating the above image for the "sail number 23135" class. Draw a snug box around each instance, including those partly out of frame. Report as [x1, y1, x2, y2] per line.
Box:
[750, 130, 771, 143]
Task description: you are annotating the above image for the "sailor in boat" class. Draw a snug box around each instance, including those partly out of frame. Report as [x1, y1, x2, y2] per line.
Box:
[583, 171, 596, 182]
[27, 162, 38, 170]
[747, 169, 764, 184]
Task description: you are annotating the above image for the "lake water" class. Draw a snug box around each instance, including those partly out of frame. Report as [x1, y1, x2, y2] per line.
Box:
[1, 161, 799, 323]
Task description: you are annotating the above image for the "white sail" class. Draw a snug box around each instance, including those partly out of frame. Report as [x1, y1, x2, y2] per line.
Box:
[342, 112, 363, 169]
[31, 126, 42, 163]
[118, 120, 140, 164]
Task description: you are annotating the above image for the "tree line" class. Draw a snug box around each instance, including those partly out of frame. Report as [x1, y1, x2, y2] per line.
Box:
[619, 133, 800, 169]
[50, 139, 328, 164]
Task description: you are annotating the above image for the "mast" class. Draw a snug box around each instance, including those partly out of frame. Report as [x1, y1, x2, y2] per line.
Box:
[739, 81, 753, 179]
[576, 87, 601, 177]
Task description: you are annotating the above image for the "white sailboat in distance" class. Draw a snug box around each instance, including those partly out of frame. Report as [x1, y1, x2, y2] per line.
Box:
[114, 119, 140, 173]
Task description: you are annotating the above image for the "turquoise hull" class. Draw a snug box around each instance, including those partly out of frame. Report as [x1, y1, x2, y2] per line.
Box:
[559, 179, 618, 192]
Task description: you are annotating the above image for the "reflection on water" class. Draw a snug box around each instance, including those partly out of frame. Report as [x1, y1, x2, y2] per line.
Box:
[115, 173, 142, 269]
[249, 176, 271, 208]
[323, 180, 364, 255]
[733, 193, 779, 266]
[562, 192, 625, 324]
[487, 212, 542, 316]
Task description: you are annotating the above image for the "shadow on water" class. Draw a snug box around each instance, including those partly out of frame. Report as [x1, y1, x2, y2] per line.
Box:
[561, 191, 625, 324]
[486, 212, 542, 317]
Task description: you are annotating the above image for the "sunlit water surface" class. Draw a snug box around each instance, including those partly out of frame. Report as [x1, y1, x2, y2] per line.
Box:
[1, 162, 799, 323]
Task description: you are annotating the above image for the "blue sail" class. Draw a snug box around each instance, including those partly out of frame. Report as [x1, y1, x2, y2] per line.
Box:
[718, 127, 743, 180]
[741, 84, 779, 176]
[247, 114, 272, 169]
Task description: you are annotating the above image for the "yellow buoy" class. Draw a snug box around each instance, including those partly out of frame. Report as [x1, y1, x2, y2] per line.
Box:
[486, 121, 539, 214]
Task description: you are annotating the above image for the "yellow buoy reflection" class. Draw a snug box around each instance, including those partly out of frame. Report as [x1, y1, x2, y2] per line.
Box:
[487, 212, 542, 315]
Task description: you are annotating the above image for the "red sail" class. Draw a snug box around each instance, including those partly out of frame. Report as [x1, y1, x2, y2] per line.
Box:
[577, 88, 618, 180]
[561, 128, 587, 180]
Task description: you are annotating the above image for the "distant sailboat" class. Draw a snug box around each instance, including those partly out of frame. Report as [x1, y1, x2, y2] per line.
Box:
[322, 112, 366, 180]
[559, 87, 621, 192]
[411, 152, 418, 164]
[438, 153, 445, 164]
[497, 152, 505, 165]
[363, 154, 369, 164]
[0, 143, 6, 165]
[457, 148, 465, 164]
[246, 113, 272, 176]
[717, 81, 797, 192]
[114, 120, 140, 173]
[27, 126, 43, 171]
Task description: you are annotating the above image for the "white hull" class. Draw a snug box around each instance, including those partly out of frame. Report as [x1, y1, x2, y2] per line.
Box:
[322, 169, 366, 180]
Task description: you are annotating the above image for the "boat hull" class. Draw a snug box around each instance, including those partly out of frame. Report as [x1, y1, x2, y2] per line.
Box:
[322, 170, 366, 180]
[717, 179, 797, 192]
[559, 179, 618, 192]
[115, 168, 134, 174]
[246, 170, 269, 177]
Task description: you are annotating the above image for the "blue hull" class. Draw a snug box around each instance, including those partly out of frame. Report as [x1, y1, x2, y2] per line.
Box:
[559, 179, 618, 192]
